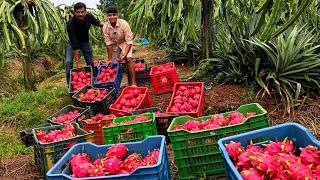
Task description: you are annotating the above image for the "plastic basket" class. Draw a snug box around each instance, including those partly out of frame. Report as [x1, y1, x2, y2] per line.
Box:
[47, 136, 171, 180]
[109, 86, 153, 117]
[167, 103, 269, 179]
[32, 122, 94, 177]
[94, 63, 122, 94]
[68, 66, 93, 97]
[103, 113, 158, 144]
[47, 105, 92, 125]
[46, 135, 170, 180]
[150, 62, 179, 95]
[133, 58, 147, 71]
[20, 123, 52, 147]
[82, 114, 116, 145]
[72, 86, 117, 115]
[166, 82, 205, 118]
[132, 107, 178, 142]
[218, 123, 320, 180]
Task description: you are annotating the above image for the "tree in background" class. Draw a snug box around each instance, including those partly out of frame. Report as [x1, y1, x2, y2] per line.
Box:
[97, 0, 131, 18]
[0, 0, 66, 91]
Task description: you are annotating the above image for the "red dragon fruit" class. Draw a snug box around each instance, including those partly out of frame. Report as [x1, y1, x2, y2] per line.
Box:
[288, 162, 313, 180]
[280, 139, 295, 154]
[314, 165, 320, 176]
[229, 112, 245, 125]
[240, 168, 264, 180]
[103, 157, 123, 174]
[277, 153, 300, 168]
[236, 151, 254, 170]
[88, 165, 104, 177]
[264, 141, 282, 155]
[272, 170, 290, 180]
[183, 120, 201, 131]
[142, 149, 160, 166]
[246, 144, 264, 154]
[72, 162, 94, 178]
[123, 153, 143, 173]
[300, 145, 320, 167]
[250, 153, 280, 176]
[105, 144, 128, 159]
[70, 153, 91, 171]
[225, 141, 244, 160]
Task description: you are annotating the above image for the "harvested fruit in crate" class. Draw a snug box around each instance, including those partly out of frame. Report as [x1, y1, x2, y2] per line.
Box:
[169, 85, 203, 113]
[109, 115, 151, 127]
[173, 112, 255, 131]
[83, 114, 114, 124]
[225, 139, 320, 180]
[134, 61, 145, 71]
[36, 124, 75, 144]
[69, 143, 159, 178]
[96, 66, 117, 83]
[79, 88, 109, 102]
[114, 89, 147, 112]
[51, 110, 80, 124]
[71, 70, 92, 92]
[152, 63, 175, 74]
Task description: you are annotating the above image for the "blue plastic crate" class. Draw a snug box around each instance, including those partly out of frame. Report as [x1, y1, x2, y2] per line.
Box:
[94, 63, 122, 94]
[218, 123, 320, 180]
[46, 135, 171, 180]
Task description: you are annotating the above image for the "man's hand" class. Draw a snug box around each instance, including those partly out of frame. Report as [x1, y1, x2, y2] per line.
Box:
[75, 60, 82, 68]
[73, 50, 82, 68]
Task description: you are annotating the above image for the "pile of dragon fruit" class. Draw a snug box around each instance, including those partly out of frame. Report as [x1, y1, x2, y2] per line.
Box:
[36, 124, 75, 144]
[225, 139, 320, 180]
[51, 110, 80, 123]
[82, 114, 115, 124]
[109, 116, 151, 127]
[113, 88, 146, 112]
[70, 70, 92, 92]
[172, 112, 255, 131]
[78, 88, 109, 102]
[168, 85, 202, 113]
[96, 66, 117, 83]
[70, 144, 159, 178]
[134, 61, 145, 71]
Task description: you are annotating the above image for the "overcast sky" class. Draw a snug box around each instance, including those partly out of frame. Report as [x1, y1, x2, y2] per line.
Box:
[50, 0, 99, 8]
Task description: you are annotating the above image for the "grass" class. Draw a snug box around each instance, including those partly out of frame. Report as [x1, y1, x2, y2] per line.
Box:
[0, 125, 29, 159]
[0, 70, 71, 158]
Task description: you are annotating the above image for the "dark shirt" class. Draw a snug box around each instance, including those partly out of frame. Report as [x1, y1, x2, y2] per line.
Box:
[67, 13, 101, 50]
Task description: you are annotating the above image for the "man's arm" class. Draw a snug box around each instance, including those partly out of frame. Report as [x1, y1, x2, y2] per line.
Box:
[102, 23, 113, 62]
[67, 21, 81, 68]
[89, 13, 104, 28]
[122, 21, 134, 58]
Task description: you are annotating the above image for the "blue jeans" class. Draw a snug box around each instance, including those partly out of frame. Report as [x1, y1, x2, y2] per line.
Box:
[66, 42, 94, 84]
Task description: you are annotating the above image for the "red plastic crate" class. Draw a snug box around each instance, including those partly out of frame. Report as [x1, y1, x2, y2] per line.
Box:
[81, 114, 116, 145]
[109, 86, 153, 117]
[150, 62, 179, 95]
[166, 82, 205, 117]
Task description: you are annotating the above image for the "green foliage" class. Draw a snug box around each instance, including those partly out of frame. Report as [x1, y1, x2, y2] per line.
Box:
[97, 0, 131, 18]
[165, 41, 203, 64]
[0, 125, 28, 158]
[128, 0, 201, 47]
[0, 84, 71, 129]
[249, 26, 320, 113]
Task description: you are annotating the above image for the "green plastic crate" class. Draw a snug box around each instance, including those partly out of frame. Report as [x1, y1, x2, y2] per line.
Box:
[103, 113, 158, 144]
[32, 122, 94, 178]
[167, 103, 269, 179]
